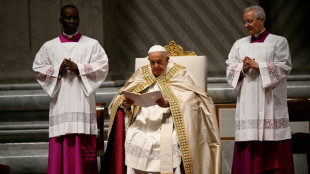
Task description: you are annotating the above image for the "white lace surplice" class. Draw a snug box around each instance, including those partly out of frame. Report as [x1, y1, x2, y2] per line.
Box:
[226, 34, 292, 141]
[33, 36, 109, 137]
[125, 83, 181, 172]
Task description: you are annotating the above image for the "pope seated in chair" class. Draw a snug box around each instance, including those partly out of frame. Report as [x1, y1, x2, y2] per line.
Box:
[102, 45, 221, 174]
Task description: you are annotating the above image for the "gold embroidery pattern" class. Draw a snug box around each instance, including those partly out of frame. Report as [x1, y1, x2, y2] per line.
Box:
[140, 65, 155, 85]
[157, 64, 184, 84]
[108, 65, 155, 138]
[107, 95, 125, 138]
[157, 65, 193, 174]
[108, 64, 193, 173]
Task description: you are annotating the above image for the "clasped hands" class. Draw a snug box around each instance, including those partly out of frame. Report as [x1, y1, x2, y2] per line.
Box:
[122, 97, 170, 109]
[243, 56, 259, 73]
[59, 58, 79, 76]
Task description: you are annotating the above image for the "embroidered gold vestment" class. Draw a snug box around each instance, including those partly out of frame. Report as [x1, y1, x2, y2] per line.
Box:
[108, 62, 221, 174]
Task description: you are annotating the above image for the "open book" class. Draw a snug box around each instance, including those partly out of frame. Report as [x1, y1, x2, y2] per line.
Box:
[122, 90, 164, 107]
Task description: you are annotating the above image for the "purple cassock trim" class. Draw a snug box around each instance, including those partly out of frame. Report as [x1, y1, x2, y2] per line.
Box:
[48, 134, 98, 174]
[250, 30, 270, 43]
[59, 32, 82, 43]
[231, 140, 295, 174]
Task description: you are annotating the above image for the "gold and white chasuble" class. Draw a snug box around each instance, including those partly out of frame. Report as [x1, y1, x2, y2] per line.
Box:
[108, 62, 221, 174]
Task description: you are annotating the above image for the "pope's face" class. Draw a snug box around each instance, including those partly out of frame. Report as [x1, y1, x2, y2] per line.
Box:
[243, 9, 264, 35]
[148, 52, 169, 77]
[60, 7, 79, 35]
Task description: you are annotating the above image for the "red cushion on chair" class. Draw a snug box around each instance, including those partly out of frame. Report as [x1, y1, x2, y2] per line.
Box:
[0, 164, 10, 174]
[96, 137, 104, 151]
[292, 133, 310, 153]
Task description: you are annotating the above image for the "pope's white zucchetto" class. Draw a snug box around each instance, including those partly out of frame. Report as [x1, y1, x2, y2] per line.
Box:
[148, 45, 166, 54]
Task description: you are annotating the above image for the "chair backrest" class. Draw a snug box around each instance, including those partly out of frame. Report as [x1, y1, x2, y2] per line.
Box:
[96, 103, 106, 157]
[135, 41, 208, 90]
[287, 98, 310, 170]
[287, 98, 310, 122]
[96, 103, 106, 138]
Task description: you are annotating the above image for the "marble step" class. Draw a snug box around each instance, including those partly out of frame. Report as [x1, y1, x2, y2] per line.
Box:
[0, 140, 108, 174]
[0, 142, 49, 174]
[0, 81, 309, 113]
[0, 87, 120, 112]
[0, 121, 49, 142]
[0, 80, 126, 91]
[0, 121, 110, 143]
[0, 110, 49, 122]
[0, 77, 310, 113]
[0, 121, 48, 130]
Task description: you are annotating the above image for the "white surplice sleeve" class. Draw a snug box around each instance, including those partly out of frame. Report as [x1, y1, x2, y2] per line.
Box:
[226, 42, 244, 89]
[77, 41, 109, 96]
[33, 44, 61, 98]
[259, 37, 292, 88]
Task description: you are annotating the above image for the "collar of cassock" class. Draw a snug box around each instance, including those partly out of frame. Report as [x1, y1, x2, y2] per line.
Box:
[59, 31, 82, 43]
[250, 29, 270, 43]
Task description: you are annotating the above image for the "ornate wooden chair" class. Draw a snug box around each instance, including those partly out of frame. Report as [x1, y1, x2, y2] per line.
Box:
[287, 98, 310, 171]
[96, 103, 106, 163]
[135, 40, 208, 90]
[0, 164, 9, 174]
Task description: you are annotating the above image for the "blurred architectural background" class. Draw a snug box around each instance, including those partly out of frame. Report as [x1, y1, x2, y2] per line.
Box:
[0, 0, 309, 173]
